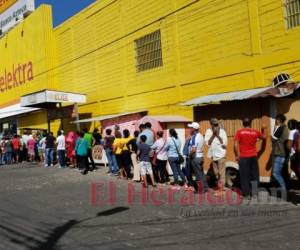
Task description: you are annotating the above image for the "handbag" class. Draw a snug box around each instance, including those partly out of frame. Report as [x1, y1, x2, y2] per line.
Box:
[152, 140, 166, 166]
[172, 138, 184, 164]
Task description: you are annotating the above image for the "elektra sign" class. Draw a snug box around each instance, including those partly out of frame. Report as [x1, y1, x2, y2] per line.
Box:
[0, 0, 34, 33]
[0, 61, 33, 93]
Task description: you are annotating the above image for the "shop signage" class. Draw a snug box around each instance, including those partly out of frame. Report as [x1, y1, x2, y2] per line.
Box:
[0, 0, 34, 33]
[0, 61, 33, 92]
[21, 90, 87, 107]
[0, 0, 17, 14]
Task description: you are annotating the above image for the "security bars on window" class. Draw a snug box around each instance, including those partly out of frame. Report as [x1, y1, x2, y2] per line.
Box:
[135, 30, 163, 72]
[285, 0, 300, 29]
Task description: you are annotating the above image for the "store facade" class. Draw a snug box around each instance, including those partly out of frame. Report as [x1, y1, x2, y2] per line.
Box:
[0, 0, 300, 137]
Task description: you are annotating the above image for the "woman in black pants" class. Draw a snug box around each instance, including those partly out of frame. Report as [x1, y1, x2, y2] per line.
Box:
[121, 129, 133, 179]
[151, 131, 169, 184]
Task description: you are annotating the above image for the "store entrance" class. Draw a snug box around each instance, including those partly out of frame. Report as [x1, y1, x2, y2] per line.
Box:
[0, 118, 17, 138]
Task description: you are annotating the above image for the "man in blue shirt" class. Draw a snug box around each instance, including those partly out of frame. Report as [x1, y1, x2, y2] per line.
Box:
[138, 122, 154, 146]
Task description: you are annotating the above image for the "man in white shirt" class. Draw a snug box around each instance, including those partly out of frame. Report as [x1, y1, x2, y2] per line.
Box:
[188, 122, 208, 193]
[56, 130, 66, 168]
[205, 118, 228, 189]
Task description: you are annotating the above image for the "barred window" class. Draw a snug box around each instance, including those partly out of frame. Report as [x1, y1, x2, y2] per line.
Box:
[135, 30, 163, 72]
[285, 0, 300, 29]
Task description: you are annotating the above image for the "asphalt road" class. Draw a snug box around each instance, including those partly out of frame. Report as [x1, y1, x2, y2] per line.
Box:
[0, 163, 299, 250]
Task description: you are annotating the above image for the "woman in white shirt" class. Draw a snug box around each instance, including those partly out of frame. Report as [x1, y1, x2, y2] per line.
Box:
[151, 131, 169, 184]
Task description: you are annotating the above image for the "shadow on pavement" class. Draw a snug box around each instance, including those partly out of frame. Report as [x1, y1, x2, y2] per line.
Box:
[0, 207, 129, 250]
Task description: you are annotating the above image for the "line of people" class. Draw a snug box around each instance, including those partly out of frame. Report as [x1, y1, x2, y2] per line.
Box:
[2, 115, 299, 200]
[101, 116, 300, 199]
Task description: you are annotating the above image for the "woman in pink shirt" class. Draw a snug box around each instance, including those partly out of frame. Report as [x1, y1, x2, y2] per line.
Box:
[27, 135, 36, 162]
[66, 131, 77, 168]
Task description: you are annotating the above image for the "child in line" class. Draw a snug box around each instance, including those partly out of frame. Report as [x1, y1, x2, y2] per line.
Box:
[137, 135, 156, 188]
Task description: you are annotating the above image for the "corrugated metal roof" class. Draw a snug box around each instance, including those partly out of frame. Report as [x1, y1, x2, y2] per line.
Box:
[73, 110, 147, 123]
[181, 84, 300, 106]
[141, 115, 192, 123]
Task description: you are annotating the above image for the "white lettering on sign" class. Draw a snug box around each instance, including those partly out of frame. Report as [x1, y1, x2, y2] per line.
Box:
[55, 94, 69, 102]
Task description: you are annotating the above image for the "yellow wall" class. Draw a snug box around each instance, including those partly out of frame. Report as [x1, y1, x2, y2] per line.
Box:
[52, 0, 300, 120]
[1, 0, 300, 130]
[0, 4, 56, 107]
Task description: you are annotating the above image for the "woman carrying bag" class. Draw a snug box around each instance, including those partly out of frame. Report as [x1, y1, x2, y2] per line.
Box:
[165, 129, 188, 190]
[151, 131, 169, 184]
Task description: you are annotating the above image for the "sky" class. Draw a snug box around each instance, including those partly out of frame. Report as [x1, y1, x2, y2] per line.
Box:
[35, 0, 96, 27]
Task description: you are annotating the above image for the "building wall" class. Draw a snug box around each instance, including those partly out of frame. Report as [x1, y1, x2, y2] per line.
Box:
[52, 0, 300, 120]
[1, 0, 300, 132]
[0, 5, 57, 108]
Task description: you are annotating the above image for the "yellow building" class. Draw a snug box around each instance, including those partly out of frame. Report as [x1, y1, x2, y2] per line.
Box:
[0, 0, 300, 133]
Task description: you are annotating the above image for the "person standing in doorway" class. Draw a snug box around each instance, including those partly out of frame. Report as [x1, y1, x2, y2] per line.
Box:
[234, 118, 266, 201]
[272, 114, 289, 191]
[83, 128, 96, 171]
[57, 130, 66, 168]
[45, 132, 56, 167]
[205, 118, 228, 190]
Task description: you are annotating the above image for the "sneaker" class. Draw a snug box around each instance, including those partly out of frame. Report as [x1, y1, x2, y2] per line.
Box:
[50, 164, 54, 167]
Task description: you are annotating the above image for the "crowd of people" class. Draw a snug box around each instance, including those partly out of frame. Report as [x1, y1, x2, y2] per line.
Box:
[1, 114, 300, 200]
